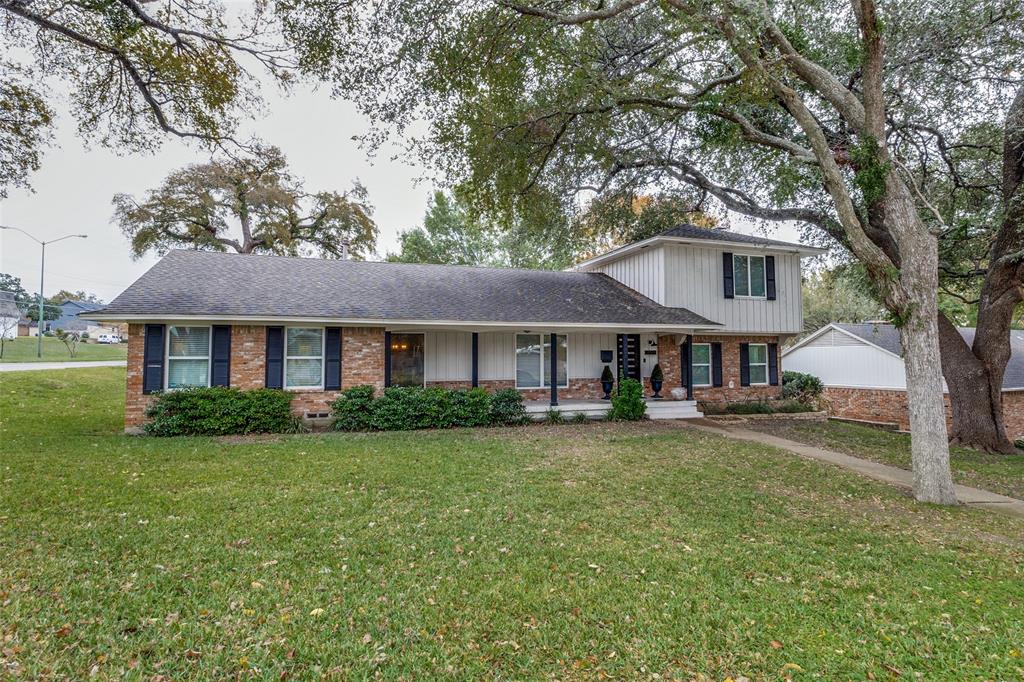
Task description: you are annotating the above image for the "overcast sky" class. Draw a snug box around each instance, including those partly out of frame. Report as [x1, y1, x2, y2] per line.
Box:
[0, 64, 802, 304]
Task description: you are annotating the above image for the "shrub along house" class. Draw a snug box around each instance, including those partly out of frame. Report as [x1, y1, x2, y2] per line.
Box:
[89, 225, 823, 430]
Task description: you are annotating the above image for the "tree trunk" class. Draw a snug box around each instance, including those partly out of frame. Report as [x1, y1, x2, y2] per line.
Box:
[885, 185, 959, 505]
[938, 315, 1016, 453]
[940, 82, 1024, 455]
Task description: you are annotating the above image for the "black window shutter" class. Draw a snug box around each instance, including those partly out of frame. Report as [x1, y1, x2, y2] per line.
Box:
[324, 327, 342, 390]
[265, 326, 284, 389]
[723, 252, 734, 299]
[142, 324, 165, 394]
[768, 342, 779, 385]
[739, 343, 750, 387]
[711, 342, 723, 387]
[765, 256, 777, 300]
[211, 325, 231, 387]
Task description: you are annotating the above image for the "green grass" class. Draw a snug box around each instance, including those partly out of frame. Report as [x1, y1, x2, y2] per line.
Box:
[0, 336, 127, 363]
[749, 419, 1024, 501]
[2, 368, 1023, 679]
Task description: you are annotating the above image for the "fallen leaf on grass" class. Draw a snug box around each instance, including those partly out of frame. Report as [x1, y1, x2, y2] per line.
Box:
[770, 640, 784, 649]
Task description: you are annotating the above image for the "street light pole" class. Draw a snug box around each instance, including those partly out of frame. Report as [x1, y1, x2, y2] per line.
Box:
[0, 226, 88, 358]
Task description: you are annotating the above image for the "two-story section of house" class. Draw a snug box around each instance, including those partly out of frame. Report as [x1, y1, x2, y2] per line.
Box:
[574, 224, 823, 404]
[89, 224, 823, 429]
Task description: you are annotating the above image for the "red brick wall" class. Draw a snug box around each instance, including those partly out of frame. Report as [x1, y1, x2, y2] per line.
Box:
[343, 327, 385, 392]
[230, 325, 266, 389]
[821, 386, 1024, 440]
[656, 335, 682, 397]
[125, 324, 152, 428]
[1002, 392, 1024, 440]
[690, 335, 783, 404]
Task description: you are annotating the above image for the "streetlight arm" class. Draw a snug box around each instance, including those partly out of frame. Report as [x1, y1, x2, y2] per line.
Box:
[0, 225, 43, 244]
[46, 234, 89, 245]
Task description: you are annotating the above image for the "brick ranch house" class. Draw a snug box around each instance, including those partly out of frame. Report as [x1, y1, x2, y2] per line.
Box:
[88, 225, 824, 430]
[783, 322, 1024, 438]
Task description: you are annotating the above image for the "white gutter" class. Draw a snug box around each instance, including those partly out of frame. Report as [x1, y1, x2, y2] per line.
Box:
[86, 313, 724, 333]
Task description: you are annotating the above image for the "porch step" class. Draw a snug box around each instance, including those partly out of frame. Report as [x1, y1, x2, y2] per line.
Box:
[524, 399, 703, 421]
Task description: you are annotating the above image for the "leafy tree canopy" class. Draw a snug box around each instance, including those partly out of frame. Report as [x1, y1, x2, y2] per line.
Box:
[113, 144, 378, 260]
[0, 0, 295, 196]
[388, 190, 586, 269]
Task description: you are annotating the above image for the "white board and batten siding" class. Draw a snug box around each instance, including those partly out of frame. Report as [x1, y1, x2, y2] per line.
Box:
[783, 328, 909, 390]
[593, 243, 804, 334]
[424, 331, 619, 382]
[594, 247, 666, 305]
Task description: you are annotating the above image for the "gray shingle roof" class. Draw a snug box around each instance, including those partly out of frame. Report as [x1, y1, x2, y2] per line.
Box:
[836, 323, 1024, 391]
[659, 224, 815, 250]
[95, 250, 718, 328]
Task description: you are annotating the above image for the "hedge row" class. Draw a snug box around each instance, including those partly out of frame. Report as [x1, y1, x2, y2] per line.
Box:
[331, 386, 528, 431]
[143, 387, 302, 436]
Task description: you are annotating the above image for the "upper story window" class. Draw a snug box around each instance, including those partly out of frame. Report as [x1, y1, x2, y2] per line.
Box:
[733, 254, 766, 298]
[167, 326, 210, 389]
[516, 333, 567, 388]
[285, 327, 324, 389]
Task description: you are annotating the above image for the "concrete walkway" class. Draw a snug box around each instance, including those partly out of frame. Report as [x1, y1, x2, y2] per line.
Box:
[684, 419, 1024, 519]
[0, 360, 126, 372]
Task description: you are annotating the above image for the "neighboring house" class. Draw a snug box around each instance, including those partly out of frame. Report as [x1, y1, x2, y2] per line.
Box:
[783, 322, 1024, 437]
[0, 291, 20, 340]
[89, 225, 824, 430]
[45, 299, 122, 338]
[49, 299, 104, 333]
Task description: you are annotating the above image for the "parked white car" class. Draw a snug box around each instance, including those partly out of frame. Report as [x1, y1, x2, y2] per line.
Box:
[97, 334, 122, 344]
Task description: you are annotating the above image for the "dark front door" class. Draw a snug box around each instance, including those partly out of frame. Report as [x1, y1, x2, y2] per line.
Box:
[616, 334, 641, 382]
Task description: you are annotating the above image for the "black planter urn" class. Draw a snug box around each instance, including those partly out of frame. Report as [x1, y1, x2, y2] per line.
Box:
[650, 378, 663, 399]
[601, 380, 614, 400]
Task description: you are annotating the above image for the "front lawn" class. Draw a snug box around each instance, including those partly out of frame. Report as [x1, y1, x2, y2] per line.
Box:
[0, 336, 127, 363]
[748, 419, 1024, 501]
[2, 368, 1023, 679]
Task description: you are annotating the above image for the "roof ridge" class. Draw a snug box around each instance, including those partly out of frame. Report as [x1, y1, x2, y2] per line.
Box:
[164, 248, 594, 277]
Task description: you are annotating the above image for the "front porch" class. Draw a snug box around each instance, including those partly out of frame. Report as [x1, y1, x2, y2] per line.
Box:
[525, 398, 703, 421]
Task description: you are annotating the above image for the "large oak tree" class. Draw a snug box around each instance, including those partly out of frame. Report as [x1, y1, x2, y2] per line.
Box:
[288, 0, 1022, 503]
[113, 145, 378, 259]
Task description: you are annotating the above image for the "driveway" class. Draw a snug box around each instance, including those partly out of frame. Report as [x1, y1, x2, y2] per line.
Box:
[0, 360, 126, 372]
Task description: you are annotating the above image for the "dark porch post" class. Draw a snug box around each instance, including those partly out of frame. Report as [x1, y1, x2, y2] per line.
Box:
[383, 331, 392, 388]
[684, 333, 694, 400]
[549, 332, 558, 406]
[471, 332, 479, 388]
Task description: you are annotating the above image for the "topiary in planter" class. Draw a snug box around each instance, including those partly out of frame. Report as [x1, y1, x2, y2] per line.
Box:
[649, 363, 665, 399]
[600, 365, 615, 399]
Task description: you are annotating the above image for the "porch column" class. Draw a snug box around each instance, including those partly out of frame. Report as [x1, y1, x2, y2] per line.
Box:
[471, 332, 479, 388]
[549, 332, 558, 406]
[684, 333, 694, 400]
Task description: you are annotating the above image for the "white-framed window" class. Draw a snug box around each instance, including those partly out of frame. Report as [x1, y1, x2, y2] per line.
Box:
[733, 254, 766, 298]
[691, 343, 712, 387]
[515, 333, 568, 389]
[166, 325, 211, 389]
[748, 343, 769, 385]
[285, 327, 324, 389]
